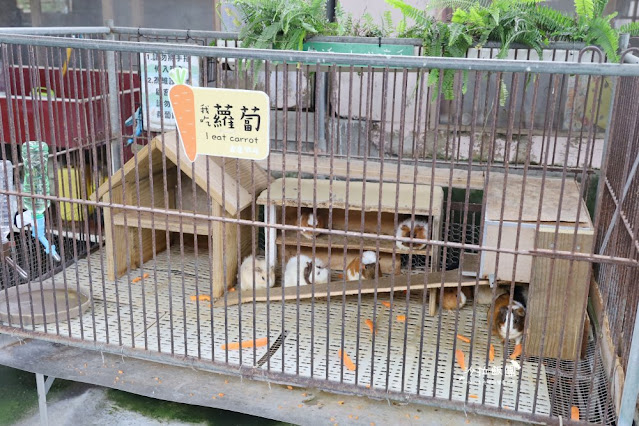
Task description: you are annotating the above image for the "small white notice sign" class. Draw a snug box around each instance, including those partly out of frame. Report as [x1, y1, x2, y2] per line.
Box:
[140, 52, 200, 131]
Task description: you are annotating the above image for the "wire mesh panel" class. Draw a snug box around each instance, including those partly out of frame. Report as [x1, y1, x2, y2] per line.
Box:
[0, 29, 637, 425]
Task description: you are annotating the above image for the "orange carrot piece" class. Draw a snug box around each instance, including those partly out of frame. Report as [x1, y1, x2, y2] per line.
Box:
[489, 344, 495, 362]
[469, 394, 478, 399]
[455, 349, 466, 371]
[365, 319, 376, 335]
[337, 349, 357, 371]
[221, 337, 268, 351]
[142, 273, 149, 278]
[456, 334, 470, 343]
[510, 343, 522, 359]
[396, 315, 406, 323]
[381, 301, 391, 308]
[571, 406, 580, 420]
[229, 288, 236, 292]
[132, 277, 142, 283]
[190, 294, 211, 302]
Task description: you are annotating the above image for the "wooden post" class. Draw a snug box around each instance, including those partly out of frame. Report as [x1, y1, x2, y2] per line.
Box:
[212, 201, 238, 297]
[525, 229, 594, 360]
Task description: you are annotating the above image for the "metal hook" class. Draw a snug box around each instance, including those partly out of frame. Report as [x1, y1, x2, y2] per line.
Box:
[577, 46, 603, 64]
[378, 36, 382, 48]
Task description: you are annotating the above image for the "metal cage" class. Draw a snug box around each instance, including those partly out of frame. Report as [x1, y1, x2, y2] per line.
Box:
[0, 26, 638, 425]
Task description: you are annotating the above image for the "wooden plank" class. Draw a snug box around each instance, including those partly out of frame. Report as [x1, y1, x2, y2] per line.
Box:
[277, 233, 430, 256]
[257, 178, 444, 216]
[90, 138, 161, 202]
[103, 192, 129, 281]
[281, 245, 403, 275]
[481, 223, 594, 283]
[590, 278, 624, 416]
[112, 211, 214, 236]
[211, 202, 238, 297]
[215, 269, 488, 307]
[485, 174, 591, 223]
[127, 170, 177, 271]
[525, 229, 594, 360]
[91, 132, 271, 216]
[256, 153, 486, 190]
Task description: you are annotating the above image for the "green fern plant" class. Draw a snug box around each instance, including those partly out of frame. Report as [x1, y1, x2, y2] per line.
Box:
[619, 22, 639, 36]
[335, 10, 395, 37]
[230, 0, 332, 51]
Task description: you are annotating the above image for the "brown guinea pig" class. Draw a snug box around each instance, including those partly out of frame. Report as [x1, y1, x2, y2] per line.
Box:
[395, 218, 429, 250]
[439, 287, 472, 310]
[345, 251, 381, 281]
[300, 208, 327, 239]
[489, 293, 526, 344]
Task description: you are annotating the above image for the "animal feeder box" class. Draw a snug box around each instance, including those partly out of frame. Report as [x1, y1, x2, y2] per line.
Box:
[90, 131, 270, 297]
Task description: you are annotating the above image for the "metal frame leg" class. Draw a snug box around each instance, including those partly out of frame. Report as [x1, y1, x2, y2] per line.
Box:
[619, 300, 639, 425]
[35, 373, 55, 426]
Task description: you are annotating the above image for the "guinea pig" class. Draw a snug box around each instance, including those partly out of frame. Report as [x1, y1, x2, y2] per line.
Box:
[439, 287, 472, 310]
[489, 293, 526, 345]
[299, 209, 327, 239]
[345, 251, 381, 281]
[283, 254, 330, 287]
[239, 255, 275, 290]
[395, 217, 429, 250]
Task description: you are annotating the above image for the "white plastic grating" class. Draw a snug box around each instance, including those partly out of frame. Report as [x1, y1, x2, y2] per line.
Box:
[3, 246, 550, 416]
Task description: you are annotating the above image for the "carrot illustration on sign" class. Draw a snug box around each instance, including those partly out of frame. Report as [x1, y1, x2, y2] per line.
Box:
[168, 67, 197, 162]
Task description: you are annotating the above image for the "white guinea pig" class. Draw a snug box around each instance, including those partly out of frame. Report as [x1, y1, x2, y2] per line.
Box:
[283, 254, 330, 287]
[239, 255, 275, 290]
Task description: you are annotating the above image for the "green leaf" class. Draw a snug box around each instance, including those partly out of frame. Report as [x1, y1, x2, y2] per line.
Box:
[574, 0, 594, 20]
[499, 80, 508, 107]
[619, 22, 639, 36]
[168, 67, 189, 85]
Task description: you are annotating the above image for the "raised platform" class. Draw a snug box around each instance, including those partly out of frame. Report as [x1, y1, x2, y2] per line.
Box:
[0, 246, 551, 416]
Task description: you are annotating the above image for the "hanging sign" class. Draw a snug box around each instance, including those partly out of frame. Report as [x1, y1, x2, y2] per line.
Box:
[168, 67, 270, 161]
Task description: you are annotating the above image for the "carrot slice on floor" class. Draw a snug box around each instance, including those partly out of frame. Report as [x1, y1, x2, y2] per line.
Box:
[337, 349, 357, 371]
[132, 277, 141, 283]
[221, 337, 268, 351]
[489, 344, 495, 362]
[571, 406, 580, 420]
[365, 319, 376, 335]
[396, 315, 406, 323]
[510, 343, 522, 359]
[190, 294, 211, 302]
[456, 334, 470, 343]
[142, 273, 149, 278]
[469, 394, 478, 399]
[455, 349, 466, 371]
[381, 301, 391, 308]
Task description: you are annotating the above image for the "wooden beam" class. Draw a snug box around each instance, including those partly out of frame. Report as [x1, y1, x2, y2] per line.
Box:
[525, 230, 593, 360]
[590, 278, 624, 417]
[257, 153, 486, 190]
[214, 269, 488, 307]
